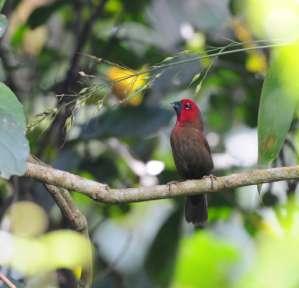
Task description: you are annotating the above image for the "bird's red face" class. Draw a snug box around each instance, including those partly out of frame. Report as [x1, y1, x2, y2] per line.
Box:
[172, 98, 201, 124]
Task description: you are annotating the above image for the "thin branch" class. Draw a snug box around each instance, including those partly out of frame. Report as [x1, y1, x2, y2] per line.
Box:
[0, 273, 16, 288]
[25, 163, 299, 203]
[28, 156, 88, 233]
[28, 157, 91, 288]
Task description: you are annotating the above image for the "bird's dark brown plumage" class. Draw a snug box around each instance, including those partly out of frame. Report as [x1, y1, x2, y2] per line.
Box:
[170, 99, 213, 227]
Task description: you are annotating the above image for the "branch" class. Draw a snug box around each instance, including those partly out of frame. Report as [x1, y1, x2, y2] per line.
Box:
[0, 273, 16, 288]
[28, 157, 91, 288]
[25, 163, 299, 203]
[28, 156, 88, 233]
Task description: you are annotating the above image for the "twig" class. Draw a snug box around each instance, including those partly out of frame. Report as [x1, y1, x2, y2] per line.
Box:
[0, 273, 16, 288]
[25, 163, 299, 203]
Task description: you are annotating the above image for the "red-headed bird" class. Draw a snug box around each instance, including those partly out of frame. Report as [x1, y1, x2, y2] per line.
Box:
[170, 99, 213, 227]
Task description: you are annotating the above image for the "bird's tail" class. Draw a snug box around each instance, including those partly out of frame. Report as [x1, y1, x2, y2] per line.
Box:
[185, 194, 208, 228]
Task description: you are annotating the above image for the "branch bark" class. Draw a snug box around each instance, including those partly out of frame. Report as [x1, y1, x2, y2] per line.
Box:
[25, 163, 299, 203]
[28, 156, 88, 233]
[28, 157, 91, 288]
[0, 272, 16, 288]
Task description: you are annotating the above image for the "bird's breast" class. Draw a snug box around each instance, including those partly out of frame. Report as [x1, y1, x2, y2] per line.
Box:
[170, 126, 213, 179]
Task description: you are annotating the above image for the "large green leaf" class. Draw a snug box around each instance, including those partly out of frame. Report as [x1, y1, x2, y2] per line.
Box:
[80, 106, 173, 139]
[0, 83, 29, 178]
[145, 205, 183, 287]
[258, 44, 299, 166]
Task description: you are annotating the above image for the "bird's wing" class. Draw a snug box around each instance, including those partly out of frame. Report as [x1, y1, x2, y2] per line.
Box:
[170, 127, 213, 179]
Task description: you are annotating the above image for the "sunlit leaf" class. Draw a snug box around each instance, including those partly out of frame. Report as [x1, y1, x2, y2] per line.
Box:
[106, 66, 148, 106]
[246, 0, 299, 41]
[174, 232, 239, 288]
[258, 43, 299, 166]
[4, 230, 93, 275]
[7, 201, 48, 237]
[238, 202, 299, 288]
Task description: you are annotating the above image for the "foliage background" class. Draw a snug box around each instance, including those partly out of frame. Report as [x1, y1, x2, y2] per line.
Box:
[0, 0, 298, 287]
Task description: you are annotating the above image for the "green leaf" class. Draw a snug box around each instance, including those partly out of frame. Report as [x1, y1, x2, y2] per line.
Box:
[0, 14, 7, 38]
[174, 232, 239, 288]
[10, 24, 28, 48]
[189, 72, 201, 87]
[237, 202, 299, 288]
[229, 0, 244, 16]
[0, 83, 29, 178]
[80, 106, 173, 139]
[0, 0, 6, 11]
[258, 44, 298, 166]
[11, 230, 92, 275]
[145, 205, 183, 287]
[27, 0, 71, 29]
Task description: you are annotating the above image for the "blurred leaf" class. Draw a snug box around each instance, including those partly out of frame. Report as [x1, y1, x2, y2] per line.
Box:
[7, 201, 48, 237]
[0, 14, 7, 37]
[105, 0, 123, 14]
[10, 24, 28, 48]
[238, 202, 299, 288]
[238, 236, 299, 288]
[258, 44, 298, 166]
[122, 0, 149, 21]
[208, 207, 232, 222]
[106, 66, 148, 106]
[189, 72, 201, 87]
[8, 230, 92, 275]
[145, 206, 183, 287]
[80, 106, 173, 139]
[245, 52, 267, 74]
[245, 0, 299, 41]
[174, 232, 239, 288]
[0, 83, 29, 178]
[27, 0, 71, 29]
[229, 0, 244, 15]
[0, 0, 5, 11]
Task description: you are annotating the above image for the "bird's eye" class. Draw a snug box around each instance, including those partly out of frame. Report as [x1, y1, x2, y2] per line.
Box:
[184, 102, 192, 110]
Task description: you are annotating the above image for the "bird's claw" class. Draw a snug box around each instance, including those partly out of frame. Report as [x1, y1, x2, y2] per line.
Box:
[167, 180, 179, 193]
[167, 180, 179, 185]
[203, 174, 217, 190]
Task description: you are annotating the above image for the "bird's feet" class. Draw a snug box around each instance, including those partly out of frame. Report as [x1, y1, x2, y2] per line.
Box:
[166, 180, 179, 192]
[203, 174, 217, 190]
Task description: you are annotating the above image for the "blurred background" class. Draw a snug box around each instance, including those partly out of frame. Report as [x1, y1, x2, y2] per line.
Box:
[0, 0, 299, 287]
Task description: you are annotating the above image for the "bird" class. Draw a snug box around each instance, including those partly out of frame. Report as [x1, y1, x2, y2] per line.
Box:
[170, 98, 214, 227]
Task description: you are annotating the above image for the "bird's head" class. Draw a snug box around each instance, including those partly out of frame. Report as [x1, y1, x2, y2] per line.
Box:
[172, 98, 202, 126]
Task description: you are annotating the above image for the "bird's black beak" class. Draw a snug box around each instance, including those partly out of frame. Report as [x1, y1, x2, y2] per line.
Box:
[171, 101, 181, 115]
